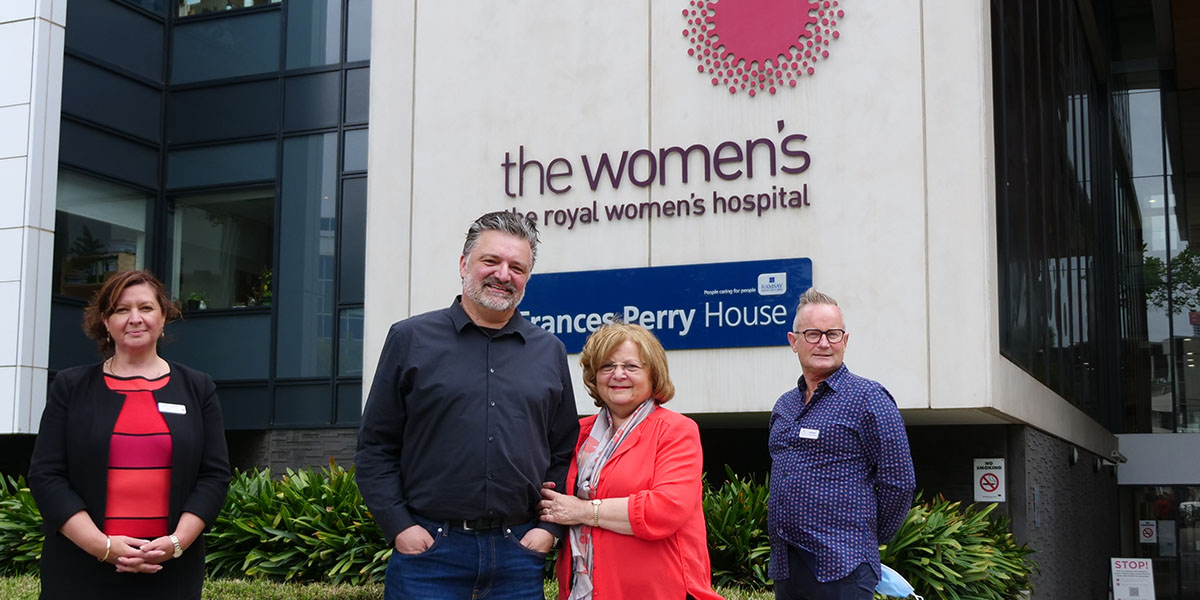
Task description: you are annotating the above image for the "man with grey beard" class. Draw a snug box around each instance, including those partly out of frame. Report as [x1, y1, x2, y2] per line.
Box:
[357, 211, 579, 600]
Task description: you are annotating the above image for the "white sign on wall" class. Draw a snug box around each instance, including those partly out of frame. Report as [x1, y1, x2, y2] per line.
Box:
[973, 458, 1005, 502]
[1139, 520, 1157, 544]
[1158, 521, 1177, 557]
[1111, 558, 1156, 600]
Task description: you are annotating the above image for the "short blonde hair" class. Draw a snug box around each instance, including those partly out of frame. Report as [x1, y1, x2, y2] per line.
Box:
[579, 322, 675, 407]
[793, 288, 843, 331]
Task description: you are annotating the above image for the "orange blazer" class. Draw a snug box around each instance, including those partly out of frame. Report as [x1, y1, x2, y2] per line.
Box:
[556, 408, 723, 600]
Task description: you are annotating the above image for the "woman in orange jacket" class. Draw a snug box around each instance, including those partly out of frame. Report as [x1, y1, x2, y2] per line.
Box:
[539, 322, 723, 600]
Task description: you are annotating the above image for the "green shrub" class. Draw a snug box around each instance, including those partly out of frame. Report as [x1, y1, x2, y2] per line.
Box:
[703, 465, 771, 590]
[700, 472, 1038, 600]
[205, 461, 390, 584]
[880, 494, 1037, 600]
[0, 465, 1036, 598]
[0, 475, 43, 576]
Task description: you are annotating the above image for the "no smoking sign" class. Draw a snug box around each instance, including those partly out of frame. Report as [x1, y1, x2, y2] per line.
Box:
[980, 473, 1000, 492]
[1139, 520, 1157, 544]
[973, 458, 1006, 502]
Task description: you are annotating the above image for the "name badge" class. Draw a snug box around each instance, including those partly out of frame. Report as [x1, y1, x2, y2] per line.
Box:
[798, 428, 820, 440]
[158, 402, 187, 415]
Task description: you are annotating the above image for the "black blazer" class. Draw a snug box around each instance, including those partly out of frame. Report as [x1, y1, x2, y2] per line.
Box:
[28, 361, 231, 599]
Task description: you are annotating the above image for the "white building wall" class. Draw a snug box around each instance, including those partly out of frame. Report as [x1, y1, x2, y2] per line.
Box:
[0, 0, 65, 434]
[1116, 434, 1200, 485]
[361, 0, 415, 394]
[366, 0, 1118, 457]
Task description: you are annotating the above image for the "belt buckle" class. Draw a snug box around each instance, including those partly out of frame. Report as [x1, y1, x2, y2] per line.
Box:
[459, 520, 477, 531]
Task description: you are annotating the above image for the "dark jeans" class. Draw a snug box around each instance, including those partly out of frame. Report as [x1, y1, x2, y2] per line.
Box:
[773, 545, 879, 600]
[384, 516, 547, 600]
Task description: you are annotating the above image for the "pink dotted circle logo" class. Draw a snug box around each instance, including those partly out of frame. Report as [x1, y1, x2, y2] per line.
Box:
[682, 0, 844, 96]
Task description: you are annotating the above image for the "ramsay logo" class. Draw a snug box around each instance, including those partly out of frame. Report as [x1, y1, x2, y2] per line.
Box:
[682, 0, 844, 96]
[757, 273, 787, 295]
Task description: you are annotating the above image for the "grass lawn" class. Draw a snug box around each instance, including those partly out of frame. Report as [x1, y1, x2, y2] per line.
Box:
[0, 575, 775, 599]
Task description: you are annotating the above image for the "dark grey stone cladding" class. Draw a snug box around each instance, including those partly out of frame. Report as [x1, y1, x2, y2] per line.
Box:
[1009, 426, 1119, 600]
[226, 428, 358, 474]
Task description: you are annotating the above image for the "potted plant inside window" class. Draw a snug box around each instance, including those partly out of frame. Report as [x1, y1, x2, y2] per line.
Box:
[256, 268, 272, 306]
[185, 291, 208, 311]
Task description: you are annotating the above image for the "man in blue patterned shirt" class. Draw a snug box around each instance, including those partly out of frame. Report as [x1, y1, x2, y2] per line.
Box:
[768, 289, 915, 600]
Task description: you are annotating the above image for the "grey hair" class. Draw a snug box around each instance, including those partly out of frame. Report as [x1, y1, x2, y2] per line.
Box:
[793, 288, 843, 331]
[462, 211, 541, 268]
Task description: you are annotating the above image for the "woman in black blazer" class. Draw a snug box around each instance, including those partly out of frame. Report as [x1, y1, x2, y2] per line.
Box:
[29, 270, 230, 599]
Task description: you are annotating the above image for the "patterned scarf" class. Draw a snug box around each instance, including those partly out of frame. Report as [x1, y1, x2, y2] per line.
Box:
[567, 400, 658, 600]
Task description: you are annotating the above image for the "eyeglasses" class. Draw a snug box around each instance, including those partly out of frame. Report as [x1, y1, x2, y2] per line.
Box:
[794, 328, 846, 344]
[598, 361, 645, 375]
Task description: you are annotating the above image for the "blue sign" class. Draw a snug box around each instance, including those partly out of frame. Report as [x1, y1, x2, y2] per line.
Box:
[519, 258, 813, 353]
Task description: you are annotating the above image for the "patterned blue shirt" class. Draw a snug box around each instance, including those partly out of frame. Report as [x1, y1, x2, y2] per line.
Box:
[767, 363, 915, 582]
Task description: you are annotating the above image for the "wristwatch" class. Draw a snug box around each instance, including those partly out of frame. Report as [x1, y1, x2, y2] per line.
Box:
[169, 534, 183, 559]
[590, 499, 602, 528]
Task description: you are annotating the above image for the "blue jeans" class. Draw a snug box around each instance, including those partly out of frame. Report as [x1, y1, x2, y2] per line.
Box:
[773, 545, 879, 600]
[384, 516, 548, 600]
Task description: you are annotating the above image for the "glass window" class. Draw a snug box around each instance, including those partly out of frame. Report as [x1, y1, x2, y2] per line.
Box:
[177, 0, 280, 19]
[212, 385, 270, 430]
[167, 188, 274, 310]
[1129, 91, 1165, 178]
[65, 1, 164, 82]
[336, 382, 362, 425]
[338, 307, 363, 376]
[284, 72, 341, 131]
[53, 171, 151, 301]
[286, 0, 342, 69]
[161, 313, 272, 379]
[49, 303, 100, 370]
[344, 128, 368, 172]
[171, 11, 280, 84]
[60, 122, 160, 190]
[123, 0, 166, 15]
[345, 68, 369, 124]
[167, 140, 276, 189]
[61, 57, 162, 142]
[276, 134, 338, 377]
[1126, 486, 1200, 600]
[992, 0, 1119, 423]
[167, 80, 280, 144]
[339, 177, 365, 302]
[346, 0, 371, 62]
[274, 382, 332, 426]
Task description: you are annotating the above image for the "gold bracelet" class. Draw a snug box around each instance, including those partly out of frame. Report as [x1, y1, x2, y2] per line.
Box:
[98, 536, 111, 562]
[591, 499, 601, 528]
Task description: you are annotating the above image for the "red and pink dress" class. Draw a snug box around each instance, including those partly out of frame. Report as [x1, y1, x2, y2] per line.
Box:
[103, 373, 173, 538]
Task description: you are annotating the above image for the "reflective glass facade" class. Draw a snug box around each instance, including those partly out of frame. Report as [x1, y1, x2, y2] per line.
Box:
[994, 1, 1200, 595]
[51, 0, 370, 430]
[992, 0, 1200, 436]
[993, 0, 1143, 431]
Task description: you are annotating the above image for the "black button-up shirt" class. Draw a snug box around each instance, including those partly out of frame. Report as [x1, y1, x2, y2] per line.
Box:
[356, 297, 580, 542]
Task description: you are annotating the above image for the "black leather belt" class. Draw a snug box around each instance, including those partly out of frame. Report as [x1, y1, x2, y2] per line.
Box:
[456, 517, 509, 531]
[416, 514, 530, 531]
